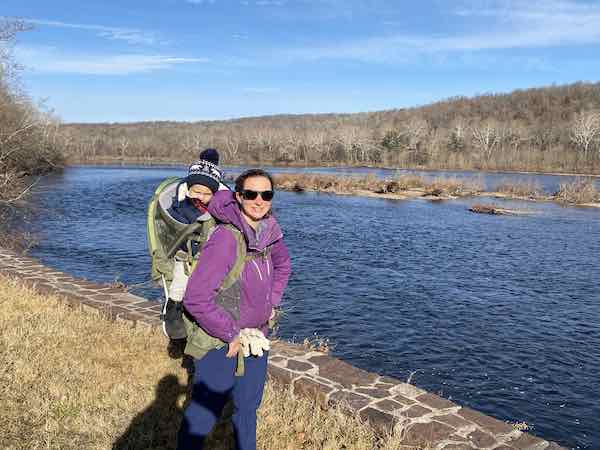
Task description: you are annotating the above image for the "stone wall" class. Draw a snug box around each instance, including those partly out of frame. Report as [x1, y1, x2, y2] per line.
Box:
[0, 248, 566, 450]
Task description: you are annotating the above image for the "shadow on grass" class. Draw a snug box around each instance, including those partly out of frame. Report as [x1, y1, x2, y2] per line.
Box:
[112, 374, 186, 450]
[113, 342, 235, 450]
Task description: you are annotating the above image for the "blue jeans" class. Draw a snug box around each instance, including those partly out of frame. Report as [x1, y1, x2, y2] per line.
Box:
[177, 347, 268, 450]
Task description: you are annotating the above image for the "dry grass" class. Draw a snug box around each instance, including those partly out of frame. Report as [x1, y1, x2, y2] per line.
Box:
[274, 172, 483, 198]
[555, 178, 600, 204]
[274, 173, 384, 194]
[424, 176, 484, 196]
[392, 174, 425, 191]
[300, 335, 332, 354]
[495, 179, 543, 198]
[0, 275, 407, 450]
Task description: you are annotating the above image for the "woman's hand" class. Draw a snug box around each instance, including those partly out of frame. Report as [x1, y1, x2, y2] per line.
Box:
[226, 336, 241, 358]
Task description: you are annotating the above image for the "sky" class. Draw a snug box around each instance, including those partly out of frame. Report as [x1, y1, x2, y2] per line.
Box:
[2, 0, 600, 123]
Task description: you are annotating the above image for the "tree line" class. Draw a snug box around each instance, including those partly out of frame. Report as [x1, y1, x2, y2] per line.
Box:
[60, 81, 600, 174]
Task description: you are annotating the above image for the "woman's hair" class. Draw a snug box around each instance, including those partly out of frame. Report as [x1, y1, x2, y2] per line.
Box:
[234, 169, 275, 193]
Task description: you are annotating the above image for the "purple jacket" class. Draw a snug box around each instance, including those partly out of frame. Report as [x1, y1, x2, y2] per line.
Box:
[183, 190, 292, 342]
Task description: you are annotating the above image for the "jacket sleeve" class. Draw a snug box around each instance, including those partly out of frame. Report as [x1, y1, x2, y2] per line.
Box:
[269, 238, 291, 307]
[167, 204, 187, 224]
[183, 227, 240, 342]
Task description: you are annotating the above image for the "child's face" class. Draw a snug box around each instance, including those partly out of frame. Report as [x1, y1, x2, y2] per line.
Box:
[188, 184, 213, 205]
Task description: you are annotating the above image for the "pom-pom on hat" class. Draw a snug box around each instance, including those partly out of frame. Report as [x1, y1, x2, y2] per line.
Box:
[186, 148, 223, 193]
[199, 148, 219, 166]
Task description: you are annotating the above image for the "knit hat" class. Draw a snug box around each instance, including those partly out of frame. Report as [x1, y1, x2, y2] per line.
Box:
[186, 149, 223, 193]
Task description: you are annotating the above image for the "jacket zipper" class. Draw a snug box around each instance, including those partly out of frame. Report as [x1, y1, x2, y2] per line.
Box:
[252, 259, 263, 281]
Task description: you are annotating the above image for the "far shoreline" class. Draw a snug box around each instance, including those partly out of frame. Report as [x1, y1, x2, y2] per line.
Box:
[65, 157, 600, 179]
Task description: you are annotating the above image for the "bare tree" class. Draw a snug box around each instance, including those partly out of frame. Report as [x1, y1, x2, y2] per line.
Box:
[570, 111, 600, 159]
[0, 19, 28, 81]
[471, 121, 500, 161]
[180, 132, 203, 158]
[222, 133, 241, 163]
[117, 137, 129, 159]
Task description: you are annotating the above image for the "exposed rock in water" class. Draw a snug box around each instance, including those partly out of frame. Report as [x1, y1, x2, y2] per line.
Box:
[469, 204, 522, 215]
[292, 183, 305, 192]
[425, 188, 443, 197]
[385, 181, 401, 193]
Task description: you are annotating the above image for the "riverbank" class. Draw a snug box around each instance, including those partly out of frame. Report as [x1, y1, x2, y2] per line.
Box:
[0, 274, 404, 450]
[270, 173, 600, 208]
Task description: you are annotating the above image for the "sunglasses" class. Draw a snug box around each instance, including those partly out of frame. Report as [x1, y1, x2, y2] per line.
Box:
[239, 189, 275, 201]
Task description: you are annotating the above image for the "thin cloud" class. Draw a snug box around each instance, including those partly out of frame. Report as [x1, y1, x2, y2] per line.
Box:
[15, 45, 209, 75]
[280, 0, 600, 63]
[12, 17, 161, 46]
[240, 0, 286, 6]
[255, 1, 285, 6]
[243, 87, 281, 94]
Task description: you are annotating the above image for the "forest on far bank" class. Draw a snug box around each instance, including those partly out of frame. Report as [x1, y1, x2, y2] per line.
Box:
[61, 81, 600, 174]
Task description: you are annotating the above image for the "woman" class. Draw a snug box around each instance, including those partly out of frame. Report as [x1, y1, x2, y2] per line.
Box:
[177, 169, 291, 450]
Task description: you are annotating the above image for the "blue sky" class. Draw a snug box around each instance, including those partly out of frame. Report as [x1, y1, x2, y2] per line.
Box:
[2, 0, 600, 122]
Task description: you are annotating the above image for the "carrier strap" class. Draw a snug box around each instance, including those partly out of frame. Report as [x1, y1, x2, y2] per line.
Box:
[166, 221, 204, 259]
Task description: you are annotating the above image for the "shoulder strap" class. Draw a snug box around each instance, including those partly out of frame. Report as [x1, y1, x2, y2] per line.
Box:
[166, 221, 204, 259]
[218, 224, 247, 292]
[188, 222, 246, 286]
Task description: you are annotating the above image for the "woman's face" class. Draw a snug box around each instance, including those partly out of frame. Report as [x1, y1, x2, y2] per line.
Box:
[236, 176, 273, 223]
[188, 184, 213, 205]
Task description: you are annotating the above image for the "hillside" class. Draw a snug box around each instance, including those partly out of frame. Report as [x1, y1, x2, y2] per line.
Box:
[61, 81, 600, 174]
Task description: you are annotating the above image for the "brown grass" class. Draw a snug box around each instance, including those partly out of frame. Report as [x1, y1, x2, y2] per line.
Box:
[0, 276, 409, 450]
[555, 178, 600, 204]
[495, 179, 543, 198]
[425, 176, 484, 196]
[273, 172, 483, 198]
[392, 174, 425, 190]
[274, 173, 384, 193]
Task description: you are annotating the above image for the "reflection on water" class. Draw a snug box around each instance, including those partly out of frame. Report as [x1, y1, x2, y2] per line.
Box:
[30, 166, 600, 449]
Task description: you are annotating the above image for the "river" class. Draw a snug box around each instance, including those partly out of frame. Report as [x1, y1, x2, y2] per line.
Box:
[27, 165, 600, 449]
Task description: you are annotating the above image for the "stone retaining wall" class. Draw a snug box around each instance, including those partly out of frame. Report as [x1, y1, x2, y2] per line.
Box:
[0, 248, 566, 450]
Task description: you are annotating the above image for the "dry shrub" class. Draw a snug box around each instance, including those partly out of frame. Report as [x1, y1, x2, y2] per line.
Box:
[394, 174, 425, 190]
[556, 178, 600, 204]
[0, 276, 407, 450]
[496, 179, 542, 198]
[426, 176, 464, 196]
[1, 21, 64, 249]
[430, 176, 485, 195]
[274, 173, 386, 194]
[300, 334, 332, 353]
[274, 172, 487, 198]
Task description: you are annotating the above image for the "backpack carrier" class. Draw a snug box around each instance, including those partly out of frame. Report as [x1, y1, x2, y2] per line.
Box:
[147, 177, 216, 288]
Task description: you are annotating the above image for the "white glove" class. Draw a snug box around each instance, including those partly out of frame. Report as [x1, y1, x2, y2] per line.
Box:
[239, 330, 251, 358]
[168, 260, 188, 302]
[239, 328, 270, 357]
